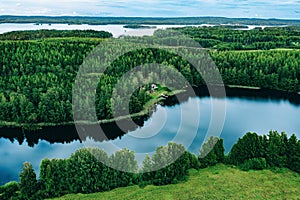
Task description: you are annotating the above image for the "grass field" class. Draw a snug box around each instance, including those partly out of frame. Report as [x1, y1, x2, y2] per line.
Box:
[53, 164, 300, 200]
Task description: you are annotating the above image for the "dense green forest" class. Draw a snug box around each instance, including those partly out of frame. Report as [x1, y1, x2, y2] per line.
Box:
[1, 16, 300, 26]
[0, 30, 112, 40]
[0, 131, 299, 199]
[163, 26, 300, 50]
[0, 27, 300, 128]
[0, 37, 99, 126]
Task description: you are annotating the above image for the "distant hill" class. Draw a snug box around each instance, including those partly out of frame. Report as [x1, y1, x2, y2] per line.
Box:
[53, 165, 300, 200]
[1, 15, 300, 26]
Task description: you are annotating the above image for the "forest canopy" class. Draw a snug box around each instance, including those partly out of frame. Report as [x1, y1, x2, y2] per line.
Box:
[0, 28, 299, 128]
[0, 29, 113, 40]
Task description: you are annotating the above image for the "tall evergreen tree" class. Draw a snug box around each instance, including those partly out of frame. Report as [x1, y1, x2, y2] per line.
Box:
[19, 162, 38, 199]
[287, 134, 300, 172]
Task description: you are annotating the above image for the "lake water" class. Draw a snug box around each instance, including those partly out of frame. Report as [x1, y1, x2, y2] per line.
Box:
[1, 89, 300, 185]
[0, 23, 205, 37]
[0, 23, 271, 38]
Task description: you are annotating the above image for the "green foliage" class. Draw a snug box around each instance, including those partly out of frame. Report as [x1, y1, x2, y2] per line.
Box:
[228, 131, 300, 172]
[0, 181, 19, 200]
[142, 143, 190, 186]
[211, 50, 300, 92]
[19, 162, 38, 200]
[38, 148, 138, 198]
[265, 131, 288, 168]
[0, 29, 112, 40]
[0, 38, 99, 126]
[37, 144, 194, 198]
[287, 134, 300, 173]
[229, 132, 264, 165]
[108, 149, 139, 188]
[185, 151, 200, 170]
[239, 157, 267, 171]
[198, 137, 225, 168]
[39, 158, 68, 198]
[1, 28, 300, 128]
[66, 148, 110, 194]
[176, 26, 300, 50]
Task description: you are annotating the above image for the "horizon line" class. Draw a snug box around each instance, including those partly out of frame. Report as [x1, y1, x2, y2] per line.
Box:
[0, 15, 300, 21]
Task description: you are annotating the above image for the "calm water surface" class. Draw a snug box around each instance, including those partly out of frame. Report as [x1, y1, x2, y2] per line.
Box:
[0, 23, 271, 37]
[0, 23, 204, 37]
[1, 95, 300, 185]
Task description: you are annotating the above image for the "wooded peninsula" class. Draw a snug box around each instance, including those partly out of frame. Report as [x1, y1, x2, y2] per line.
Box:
[0, 27, 300, 129]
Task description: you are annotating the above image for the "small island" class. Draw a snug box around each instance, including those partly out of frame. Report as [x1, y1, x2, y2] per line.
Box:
[123, 24, 157, 29]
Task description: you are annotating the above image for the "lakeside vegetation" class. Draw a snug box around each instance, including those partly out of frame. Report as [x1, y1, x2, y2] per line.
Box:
[1, 131, 299, 199]
[0, 27, 300, 130]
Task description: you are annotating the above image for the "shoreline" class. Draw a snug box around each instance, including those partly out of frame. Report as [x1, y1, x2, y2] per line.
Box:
[0, 89, 185, 130]
[0, 85, 299, 130]
[1, 16, 300, 26]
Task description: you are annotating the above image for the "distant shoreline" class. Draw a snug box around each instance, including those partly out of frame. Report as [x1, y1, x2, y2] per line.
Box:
[1, 16, 300, 26]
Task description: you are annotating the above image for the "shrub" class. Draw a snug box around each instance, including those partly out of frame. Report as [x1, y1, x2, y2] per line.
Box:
[0, 181, 19, 199]
[239, 157, 267, 171]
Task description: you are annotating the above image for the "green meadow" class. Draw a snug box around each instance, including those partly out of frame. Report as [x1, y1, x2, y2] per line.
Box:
[54, 164, 300, 200]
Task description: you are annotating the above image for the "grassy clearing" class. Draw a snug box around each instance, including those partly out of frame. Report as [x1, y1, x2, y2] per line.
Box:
[53, 164, 300, 200]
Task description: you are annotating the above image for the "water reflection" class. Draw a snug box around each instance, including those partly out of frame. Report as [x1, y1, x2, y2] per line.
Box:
[0, 115, 150, 147]
[0, 139, 84, 185]
[1, 87, 300, 185]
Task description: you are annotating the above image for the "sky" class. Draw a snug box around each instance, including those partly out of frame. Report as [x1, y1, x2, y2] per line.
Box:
[0, 0, 299, 19]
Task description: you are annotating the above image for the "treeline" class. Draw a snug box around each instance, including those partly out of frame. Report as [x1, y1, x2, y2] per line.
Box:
[229, 131, 300, 172]
[211, 50, 300, 92]
[0, 143, 200, 199]
[167, 26, 300, 50]
[0, 30, 113, 40]
[1, 131, 299, 199]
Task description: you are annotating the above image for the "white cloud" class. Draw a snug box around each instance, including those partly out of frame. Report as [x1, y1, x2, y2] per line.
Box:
[0, 0, 299, 18]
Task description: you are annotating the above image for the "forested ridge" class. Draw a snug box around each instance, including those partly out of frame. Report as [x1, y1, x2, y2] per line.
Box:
[0, 131, 299, 199]
[0, 28, 300, 128]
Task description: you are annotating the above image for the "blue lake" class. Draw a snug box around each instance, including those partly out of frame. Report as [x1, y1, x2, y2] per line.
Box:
[1, 90, 300, 185]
